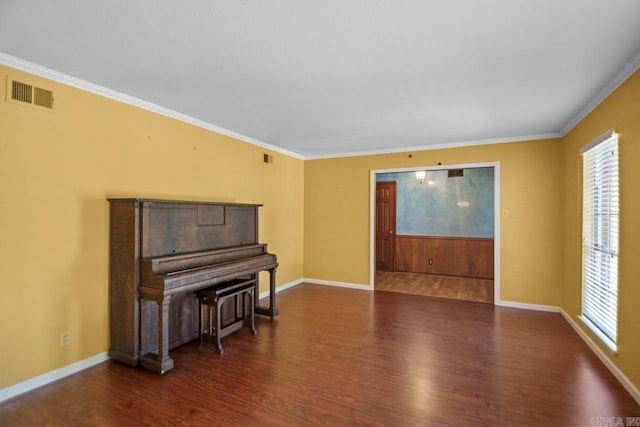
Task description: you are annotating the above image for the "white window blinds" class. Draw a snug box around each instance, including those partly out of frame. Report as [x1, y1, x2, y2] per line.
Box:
[580, 130, 619, 351]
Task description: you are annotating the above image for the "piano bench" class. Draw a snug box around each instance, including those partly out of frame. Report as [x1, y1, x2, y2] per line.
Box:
[195, 279, 257, 354]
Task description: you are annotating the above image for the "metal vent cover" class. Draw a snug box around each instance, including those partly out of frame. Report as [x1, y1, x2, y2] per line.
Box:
[8, 79, 54, 109]
[11, 80, 33, 104]
[34, 86, 54, 108]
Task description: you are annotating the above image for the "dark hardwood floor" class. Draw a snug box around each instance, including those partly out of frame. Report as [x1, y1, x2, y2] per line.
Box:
[1, 284, 638, 426]
[376, 270, 494, 303]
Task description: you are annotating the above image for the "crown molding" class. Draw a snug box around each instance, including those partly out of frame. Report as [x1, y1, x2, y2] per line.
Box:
[560, 48, 640, 136]
[0, 52, 305, 160]
[303, 133, 562, 160]
[3, 47, 639, 161]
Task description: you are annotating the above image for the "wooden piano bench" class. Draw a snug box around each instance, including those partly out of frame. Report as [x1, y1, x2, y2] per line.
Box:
[195, 278, 257, 354]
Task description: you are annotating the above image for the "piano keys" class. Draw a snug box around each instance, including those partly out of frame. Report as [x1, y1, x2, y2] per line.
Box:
[108, 198, 278, 373]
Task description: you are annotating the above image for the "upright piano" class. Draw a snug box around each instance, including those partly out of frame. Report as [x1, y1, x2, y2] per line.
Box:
[108, 198, 278, 373]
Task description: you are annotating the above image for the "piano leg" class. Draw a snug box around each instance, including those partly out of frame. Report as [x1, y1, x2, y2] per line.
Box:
[139, 295, 175, 374]
[254, 268, 279, 317]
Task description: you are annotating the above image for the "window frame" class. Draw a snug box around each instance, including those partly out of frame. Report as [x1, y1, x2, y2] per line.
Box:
[579, 130, 619, 353]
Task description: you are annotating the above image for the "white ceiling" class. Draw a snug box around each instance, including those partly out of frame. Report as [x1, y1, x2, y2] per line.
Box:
[1, 1, 640, 159]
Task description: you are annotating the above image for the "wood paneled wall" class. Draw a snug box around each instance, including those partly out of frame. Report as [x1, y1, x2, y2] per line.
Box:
[395, 235, 494, 279]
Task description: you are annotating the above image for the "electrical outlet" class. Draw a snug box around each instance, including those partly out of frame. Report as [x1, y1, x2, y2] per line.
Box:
[428, 258, 433, 265]
[60, 331, 71, 346]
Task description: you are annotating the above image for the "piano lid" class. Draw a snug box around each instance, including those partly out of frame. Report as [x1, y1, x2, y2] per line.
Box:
[107, 197, 263, 208]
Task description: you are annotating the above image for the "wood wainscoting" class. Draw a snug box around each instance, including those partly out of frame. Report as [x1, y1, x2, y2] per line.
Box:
[395, 235, 494, 279]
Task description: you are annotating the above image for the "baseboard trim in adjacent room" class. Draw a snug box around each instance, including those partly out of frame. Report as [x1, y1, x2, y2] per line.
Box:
[495, 300, 560, 312]
[0, 352, 109, 403]
[560, 309, 640, 405]
[303, 278, 370, 291]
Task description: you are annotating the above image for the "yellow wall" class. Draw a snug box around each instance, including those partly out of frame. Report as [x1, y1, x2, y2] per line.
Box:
[2, 60, 639, 396]
[304, 68, 640, 393]
[304, 139, 565, 305]
[562, 69, 640, 389]
[0, 65, 304, 389]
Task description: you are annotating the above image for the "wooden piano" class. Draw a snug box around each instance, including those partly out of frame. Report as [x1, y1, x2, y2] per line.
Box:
[108, 198, 278, 373]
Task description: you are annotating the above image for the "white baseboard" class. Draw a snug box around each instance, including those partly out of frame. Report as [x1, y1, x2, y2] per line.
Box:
[3, 279, 304, 404]
[6, 291, 637, 409]
[560, 309, 640, 405]
[302, 278, 370, 290]
[496, 300, 640, 404]
[258, 278, 304, 300]
[0, 352, 109, 403]
[420, 298, 640, 404]
[495, 300, 560, 312]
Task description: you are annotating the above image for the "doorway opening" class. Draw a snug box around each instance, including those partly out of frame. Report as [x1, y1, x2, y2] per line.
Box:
[370, 162, 500, 304]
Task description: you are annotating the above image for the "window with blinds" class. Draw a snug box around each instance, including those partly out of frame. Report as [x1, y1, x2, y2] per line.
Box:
[580, 130, 618, 352]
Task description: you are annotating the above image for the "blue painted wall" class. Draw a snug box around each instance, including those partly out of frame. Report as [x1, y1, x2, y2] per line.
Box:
[377, 167, 494, 238]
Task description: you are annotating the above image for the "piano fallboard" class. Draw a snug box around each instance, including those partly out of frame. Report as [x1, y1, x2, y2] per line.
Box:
[141, 244, 277, 293]
[144, 244, 270, 274]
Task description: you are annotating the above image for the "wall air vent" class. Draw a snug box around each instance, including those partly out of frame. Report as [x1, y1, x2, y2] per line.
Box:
[448, 169, 464, 178]
[7, 78, 55, 109]
[11, 80, 33, 104]
[34, 86, 54, 108]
